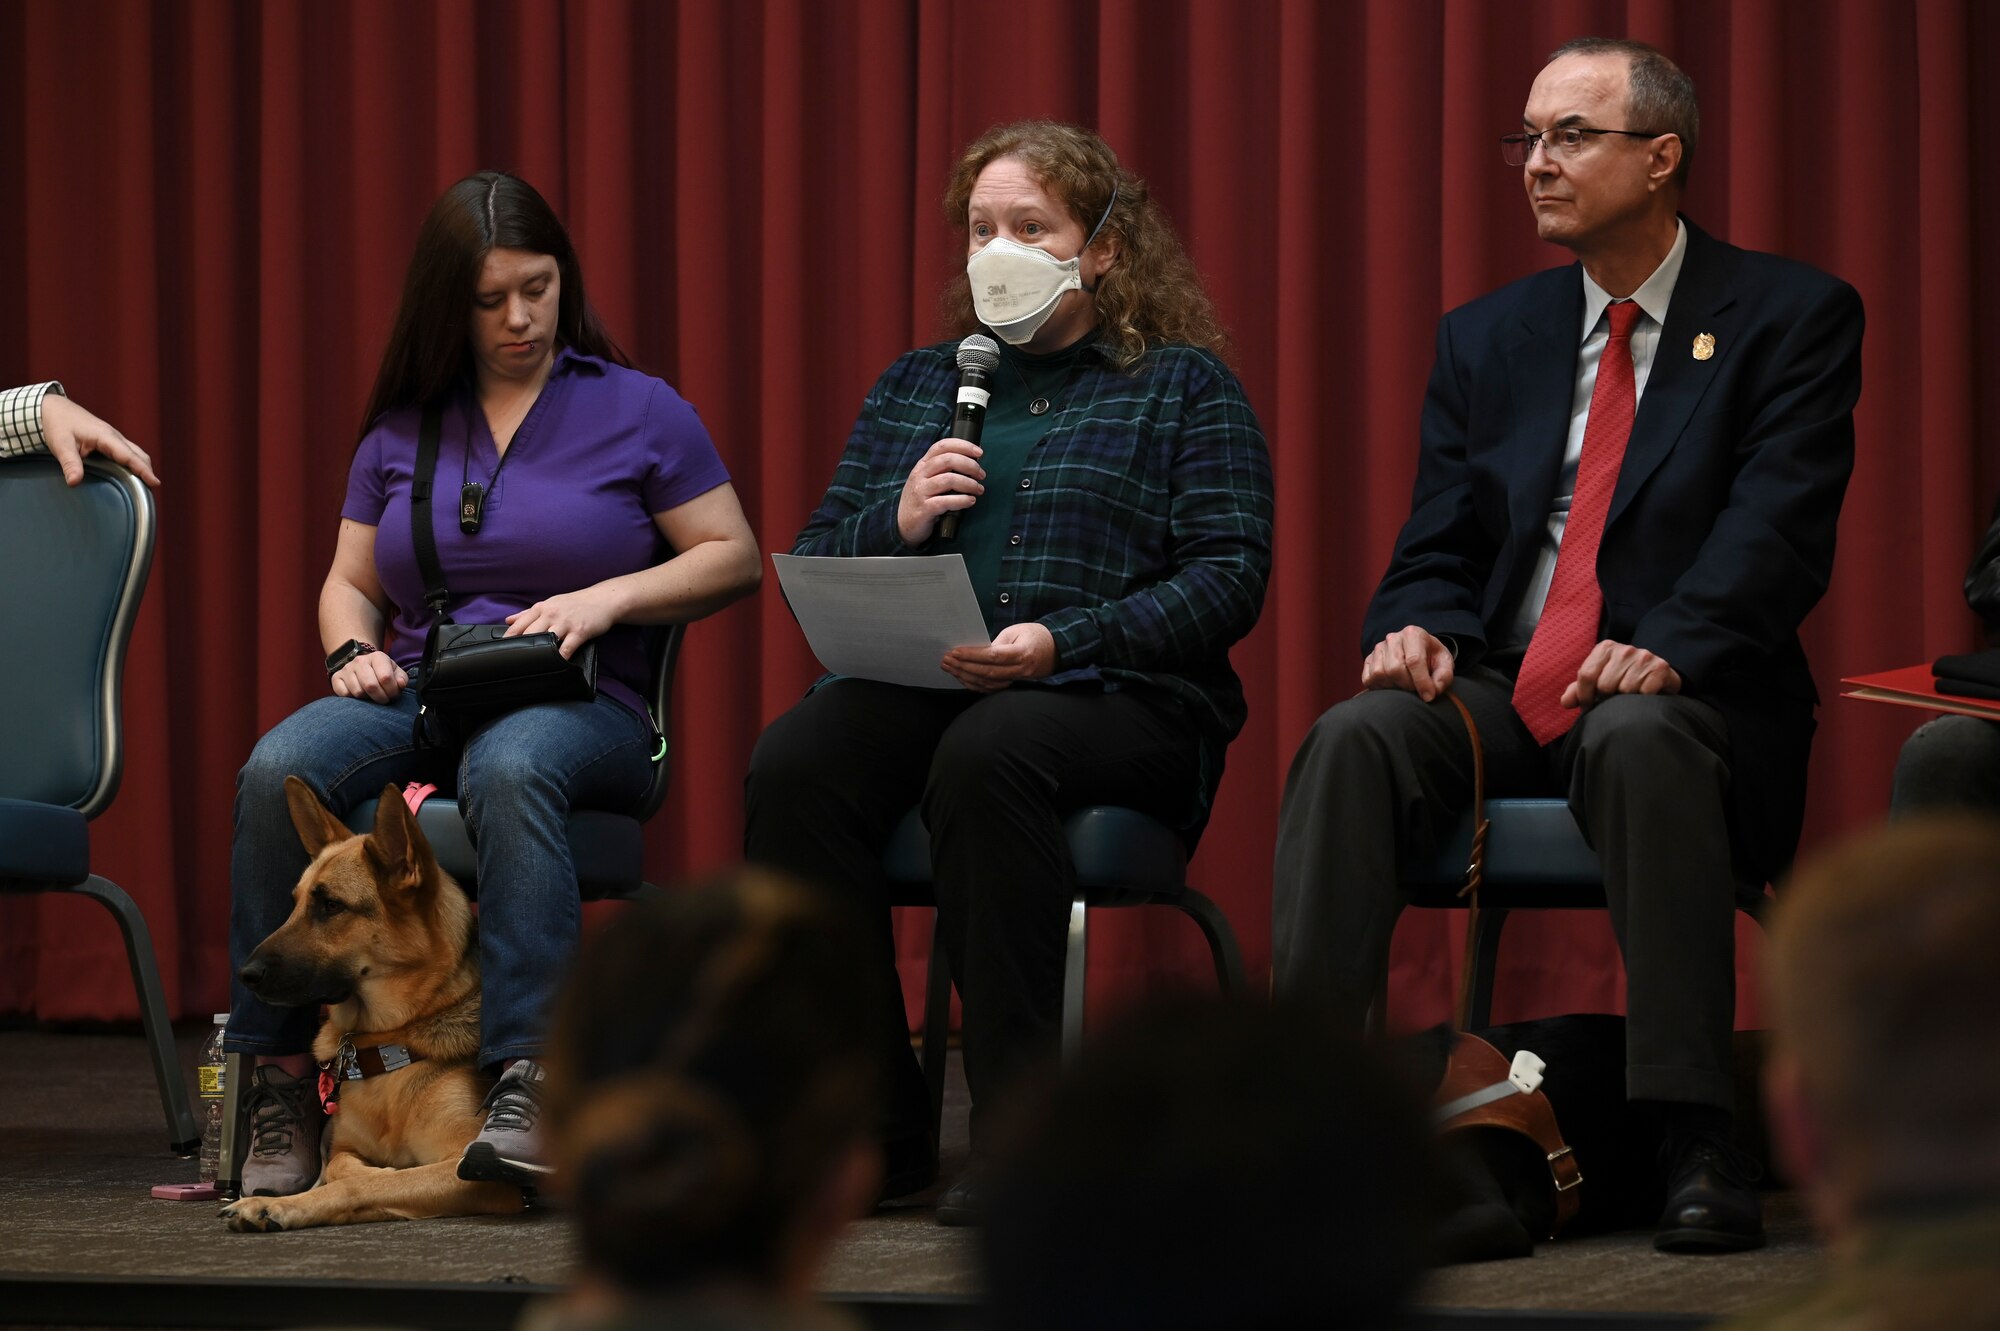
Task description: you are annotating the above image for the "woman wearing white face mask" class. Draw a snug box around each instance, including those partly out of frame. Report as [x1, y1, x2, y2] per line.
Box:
[745, 120, 1274, 1226]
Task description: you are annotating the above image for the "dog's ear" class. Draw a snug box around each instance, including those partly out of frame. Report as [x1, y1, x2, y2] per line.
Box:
[366, 783, 431, 893]
[285, 776, 353, 857]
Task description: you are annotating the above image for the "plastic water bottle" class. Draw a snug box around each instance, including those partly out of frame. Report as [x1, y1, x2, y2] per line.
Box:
[197, 1013, 228, 1184]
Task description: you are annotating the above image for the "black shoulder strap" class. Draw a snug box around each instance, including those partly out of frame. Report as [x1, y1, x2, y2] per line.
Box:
[410, 405, 452, 622]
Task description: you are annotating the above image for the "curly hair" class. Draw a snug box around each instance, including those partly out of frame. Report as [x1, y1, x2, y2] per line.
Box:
[940, 120, 1229, 371]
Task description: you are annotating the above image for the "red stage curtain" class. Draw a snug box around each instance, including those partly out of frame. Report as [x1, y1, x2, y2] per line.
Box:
[4, 0, 1995, 1035]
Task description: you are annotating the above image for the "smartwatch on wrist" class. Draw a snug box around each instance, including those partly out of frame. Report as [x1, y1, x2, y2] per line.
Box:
[325, 639, 379, 677]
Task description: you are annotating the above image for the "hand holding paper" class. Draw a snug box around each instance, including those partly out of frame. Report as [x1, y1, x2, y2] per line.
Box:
[772, 554, 994, 689]
[942, 623, 1056, 692]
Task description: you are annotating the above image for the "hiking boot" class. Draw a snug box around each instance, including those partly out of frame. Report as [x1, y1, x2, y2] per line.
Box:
[239, 1064, 322, 1197]
[458, 1059, 549, 1185]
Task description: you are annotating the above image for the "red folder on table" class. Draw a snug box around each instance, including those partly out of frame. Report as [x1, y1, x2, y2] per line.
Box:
[1840, 664, 2000, 721]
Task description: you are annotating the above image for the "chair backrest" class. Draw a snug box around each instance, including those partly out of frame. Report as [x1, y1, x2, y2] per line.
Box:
[633, 622, 687, 822]
[0, 456, 154, 817]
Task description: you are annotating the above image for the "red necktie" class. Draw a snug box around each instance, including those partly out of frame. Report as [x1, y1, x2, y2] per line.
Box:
[1512, 300, 1643, 745]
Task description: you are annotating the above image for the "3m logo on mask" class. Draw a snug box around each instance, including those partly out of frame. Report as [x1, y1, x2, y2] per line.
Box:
[986, 284, 1008, 297]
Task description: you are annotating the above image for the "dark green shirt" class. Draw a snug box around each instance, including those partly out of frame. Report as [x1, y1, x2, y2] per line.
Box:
[953, 335, 1096, 631]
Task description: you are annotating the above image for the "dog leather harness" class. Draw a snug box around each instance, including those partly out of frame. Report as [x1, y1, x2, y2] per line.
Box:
[317, 1038, 428, 1114]
[1433, 1031, 1583, 1236]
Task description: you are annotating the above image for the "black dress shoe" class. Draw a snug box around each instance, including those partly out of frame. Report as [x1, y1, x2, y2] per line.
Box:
[1654, 1132, 1765, 1253]
[935, 1169, 984, 1227]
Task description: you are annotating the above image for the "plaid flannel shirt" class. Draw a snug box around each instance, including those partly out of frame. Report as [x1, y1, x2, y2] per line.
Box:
[0, 382, 60, 459]
[795, 340, 1274, 823]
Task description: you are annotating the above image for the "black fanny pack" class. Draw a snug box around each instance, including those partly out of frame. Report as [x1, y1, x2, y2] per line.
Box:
[419, 624, 598, 713]
[410, 405, 597, 745]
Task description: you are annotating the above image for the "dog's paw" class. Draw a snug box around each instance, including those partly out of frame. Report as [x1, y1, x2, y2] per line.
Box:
[218, 1198, 290, 1233]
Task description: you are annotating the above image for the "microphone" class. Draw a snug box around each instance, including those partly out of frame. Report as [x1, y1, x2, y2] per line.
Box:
[938, 333, 1000, 541]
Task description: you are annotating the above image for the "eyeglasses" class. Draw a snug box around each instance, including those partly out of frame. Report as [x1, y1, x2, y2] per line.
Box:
[1500, 127, 1662, 166]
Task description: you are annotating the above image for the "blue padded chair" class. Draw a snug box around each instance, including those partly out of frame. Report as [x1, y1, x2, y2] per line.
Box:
[1401, 796, 1769, 1031]
[0, 455, 200, 1155]
[885, 805, 1247, 1130]
[217, 624, 683, 1195]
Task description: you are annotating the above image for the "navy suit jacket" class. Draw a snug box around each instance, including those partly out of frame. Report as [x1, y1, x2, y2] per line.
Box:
[1364, 220, 1864, 877]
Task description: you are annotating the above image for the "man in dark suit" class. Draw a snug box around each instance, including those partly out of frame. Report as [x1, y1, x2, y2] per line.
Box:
[1273, 37, 1863, 1253]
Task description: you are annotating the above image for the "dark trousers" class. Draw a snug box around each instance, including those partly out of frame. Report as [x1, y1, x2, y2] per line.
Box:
[1272, 664, 1740, 1110]
[745, 678, 1203, 1146]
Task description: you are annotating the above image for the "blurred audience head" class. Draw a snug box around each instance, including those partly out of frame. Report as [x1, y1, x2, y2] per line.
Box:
[981, 995, 1433, 1331]
[1767, 815, 2000, 1235]
[360, 169, 629, 436]
[543, 868, 883, 1302]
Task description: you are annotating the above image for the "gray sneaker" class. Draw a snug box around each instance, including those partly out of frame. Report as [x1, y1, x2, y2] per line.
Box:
[457, 1059, 549, 1185]
[239, 1064, 322, 1197]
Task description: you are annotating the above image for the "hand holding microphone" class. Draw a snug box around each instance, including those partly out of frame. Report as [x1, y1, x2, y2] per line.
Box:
[898, 335, 1000, 546]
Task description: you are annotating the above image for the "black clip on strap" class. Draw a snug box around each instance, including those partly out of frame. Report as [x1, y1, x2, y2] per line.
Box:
[411, 405, 453, 624]
[410, 405, 452, 747]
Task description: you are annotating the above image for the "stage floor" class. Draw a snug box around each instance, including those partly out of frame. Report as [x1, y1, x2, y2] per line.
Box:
[0, 1029, 1826, 1329]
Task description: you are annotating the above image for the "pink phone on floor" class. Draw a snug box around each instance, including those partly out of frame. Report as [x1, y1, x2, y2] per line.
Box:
[151, 1182, 222, 1201]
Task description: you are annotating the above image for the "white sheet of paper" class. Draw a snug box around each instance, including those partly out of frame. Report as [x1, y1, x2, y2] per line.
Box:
[771, 553, 993, 690]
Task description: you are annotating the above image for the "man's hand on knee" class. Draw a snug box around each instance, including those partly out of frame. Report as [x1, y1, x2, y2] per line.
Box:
[1361, 626, 1455, 702]
[1562, 640, 1682, 710]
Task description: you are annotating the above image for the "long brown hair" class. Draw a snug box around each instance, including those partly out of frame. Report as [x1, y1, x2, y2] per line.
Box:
[357, 171, 630, 439]
[940, 120, 1229, 371]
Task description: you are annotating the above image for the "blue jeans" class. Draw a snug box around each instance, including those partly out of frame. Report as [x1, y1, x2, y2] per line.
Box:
[1890, 713, 2000, 815]
[224, 678, 652, 1068]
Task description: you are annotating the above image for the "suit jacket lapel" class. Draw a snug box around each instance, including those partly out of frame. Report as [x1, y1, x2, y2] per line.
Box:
[1502, 269, 1585, 548]
[1608, 222, 1739, 528]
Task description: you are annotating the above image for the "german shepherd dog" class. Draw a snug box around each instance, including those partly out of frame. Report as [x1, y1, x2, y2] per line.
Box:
[221, 776, 524, 1231]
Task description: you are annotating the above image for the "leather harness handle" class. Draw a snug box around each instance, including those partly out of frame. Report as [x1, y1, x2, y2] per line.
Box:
[1431, 695, 1583, 1234]
[1443, 689, 1489, 902]
[1442, 689, 1490, 1032]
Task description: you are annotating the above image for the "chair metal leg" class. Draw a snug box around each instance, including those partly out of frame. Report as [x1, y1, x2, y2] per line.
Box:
[920, 912, 952, 1139]
[1171, 886, 1247, 994]
[218, 1051, 251, 1199]
[1457, 906, 1510, 1031]
[1060, 894, 1088, 1063]
[67, 874, 199, 1155]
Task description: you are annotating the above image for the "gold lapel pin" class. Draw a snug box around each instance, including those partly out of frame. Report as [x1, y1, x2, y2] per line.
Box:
[1692, 332, 1716, 361]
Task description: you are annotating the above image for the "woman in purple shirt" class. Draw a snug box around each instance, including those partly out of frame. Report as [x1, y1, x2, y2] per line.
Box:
[222, 172, 760, 1198]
